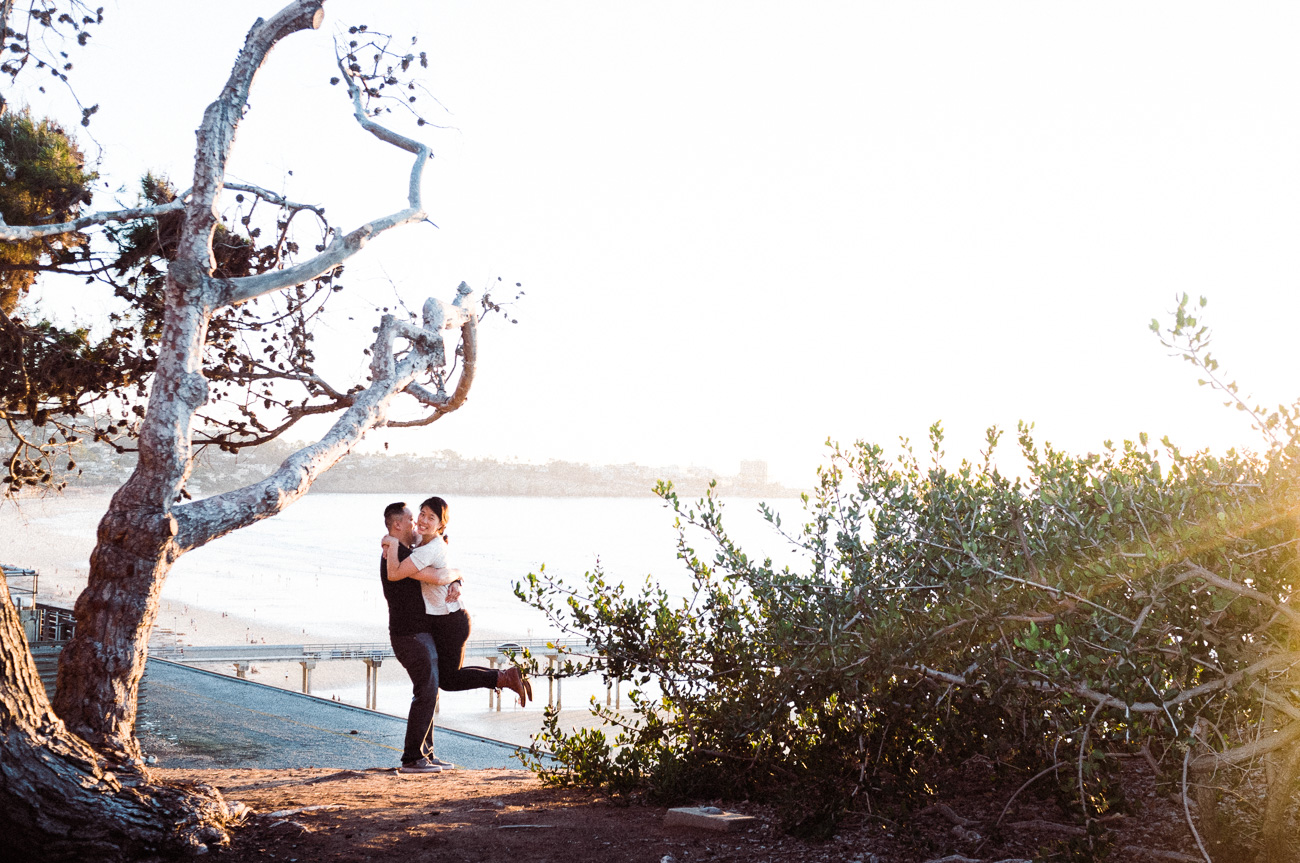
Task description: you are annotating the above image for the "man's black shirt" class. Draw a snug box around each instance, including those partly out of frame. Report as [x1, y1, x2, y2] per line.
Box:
[380, 544, 429, 637]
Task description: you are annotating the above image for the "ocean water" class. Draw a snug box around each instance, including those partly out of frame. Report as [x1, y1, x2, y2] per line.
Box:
[164, 492, 809, 645]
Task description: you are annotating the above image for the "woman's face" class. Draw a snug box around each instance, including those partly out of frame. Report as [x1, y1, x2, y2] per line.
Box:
[416, 505, 444, 538]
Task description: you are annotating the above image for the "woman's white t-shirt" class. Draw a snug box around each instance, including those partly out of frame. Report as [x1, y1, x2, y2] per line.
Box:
[406, 536, 463, 615]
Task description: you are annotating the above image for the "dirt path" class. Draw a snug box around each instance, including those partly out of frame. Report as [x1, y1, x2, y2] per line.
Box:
[164, 762, 1200, 863]
[169, 767, 777, 863]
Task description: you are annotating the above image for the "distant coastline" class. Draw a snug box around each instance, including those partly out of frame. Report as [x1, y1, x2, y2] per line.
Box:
[61, 441, 804, 499]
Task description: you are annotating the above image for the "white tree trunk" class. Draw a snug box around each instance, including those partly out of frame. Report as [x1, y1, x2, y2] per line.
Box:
[0, 0, 485, 854]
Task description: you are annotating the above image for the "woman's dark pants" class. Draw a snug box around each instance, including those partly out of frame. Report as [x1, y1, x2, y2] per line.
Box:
[431, 609, 498, 691]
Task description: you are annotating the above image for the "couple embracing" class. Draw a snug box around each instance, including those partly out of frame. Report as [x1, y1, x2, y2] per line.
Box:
[380, 496, 530, 774]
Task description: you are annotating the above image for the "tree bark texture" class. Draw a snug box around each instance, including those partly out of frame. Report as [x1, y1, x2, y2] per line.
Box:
[1258, 698, 1300, 862]
[0, 577, 234, 860]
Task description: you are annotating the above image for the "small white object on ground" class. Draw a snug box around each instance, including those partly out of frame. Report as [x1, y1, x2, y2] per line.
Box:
[262, 804, 343, 819]
[664, 806, 756, 832]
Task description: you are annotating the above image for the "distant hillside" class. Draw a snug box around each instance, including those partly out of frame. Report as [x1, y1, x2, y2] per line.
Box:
[65, 442, 801, 499]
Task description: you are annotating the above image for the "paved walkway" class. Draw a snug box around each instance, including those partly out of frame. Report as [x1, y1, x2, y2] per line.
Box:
[137, 658, 527, 770]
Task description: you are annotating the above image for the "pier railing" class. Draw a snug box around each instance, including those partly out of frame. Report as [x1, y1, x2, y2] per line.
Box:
[147, 637, 607, 711]
[147, 637, 593, 664]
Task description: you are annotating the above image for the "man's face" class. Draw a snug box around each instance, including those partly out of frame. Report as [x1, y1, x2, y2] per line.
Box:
[389, 507, 416, 544]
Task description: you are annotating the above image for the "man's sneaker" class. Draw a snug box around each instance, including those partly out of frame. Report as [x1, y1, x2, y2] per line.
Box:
[427, 756, 457, 770]
[398, 758, 443, 774]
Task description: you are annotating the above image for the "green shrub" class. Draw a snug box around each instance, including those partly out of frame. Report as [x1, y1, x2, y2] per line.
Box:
[518, 296, 1300, 853]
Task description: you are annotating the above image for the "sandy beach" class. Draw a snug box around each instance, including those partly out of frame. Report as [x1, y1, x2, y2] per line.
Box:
[1, 489, 337, 646]
[2, 489, 640, 748]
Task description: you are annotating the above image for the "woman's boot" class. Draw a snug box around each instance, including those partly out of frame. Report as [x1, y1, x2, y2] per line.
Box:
[498, 666, 528, 706]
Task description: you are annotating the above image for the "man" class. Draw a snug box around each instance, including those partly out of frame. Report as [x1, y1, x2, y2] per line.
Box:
[379, 501, 460, 774]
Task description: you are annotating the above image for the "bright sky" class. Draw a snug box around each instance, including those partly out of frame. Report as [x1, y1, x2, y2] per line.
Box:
[24, 1, 1300, 488]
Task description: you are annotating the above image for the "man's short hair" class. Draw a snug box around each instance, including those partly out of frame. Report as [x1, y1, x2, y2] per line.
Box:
[383, 501, 408, 528]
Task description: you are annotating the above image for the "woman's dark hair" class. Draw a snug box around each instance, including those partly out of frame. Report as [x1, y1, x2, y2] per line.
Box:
[419, 496, 450, 541]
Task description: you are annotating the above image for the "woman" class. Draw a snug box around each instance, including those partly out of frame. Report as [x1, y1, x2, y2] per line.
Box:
[382, 496, 529, 705]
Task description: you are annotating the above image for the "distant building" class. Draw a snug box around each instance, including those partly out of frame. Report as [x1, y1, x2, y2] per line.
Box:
[738, 460, 768, 484]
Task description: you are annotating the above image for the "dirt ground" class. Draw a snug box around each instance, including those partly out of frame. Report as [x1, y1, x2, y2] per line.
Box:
[166, 758, 1203, 863]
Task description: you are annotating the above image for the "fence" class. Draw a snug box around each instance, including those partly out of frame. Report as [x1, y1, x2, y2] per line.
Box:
[4, 562, 75, 643]
[2, 563, 38, 604]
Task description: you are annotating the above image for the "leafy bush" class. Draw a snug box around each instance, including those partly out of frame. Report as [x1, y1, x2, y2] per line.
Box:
[0, 109, 96, 312]
[518, 296, 1300, 854]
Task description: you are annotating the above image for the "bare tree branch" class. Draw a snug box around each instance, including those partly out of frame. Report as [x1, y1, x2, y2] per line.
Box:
[1190, 718, 1300, 772]
[385, 287, 477, 428]
[221, 181, 327, 218]
[172, 285, 473, 551]
[175, 0, 326, 273]
[912, 649, 1300, 719]
[215, 52, 429, 307]
[1176, 562, 1300, 628]
[0, 198, 186, 242]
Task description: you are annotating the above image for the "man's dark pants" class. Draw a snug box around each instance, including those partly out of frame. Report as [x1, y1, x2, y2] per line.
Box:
[391, 632, 439, 765]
